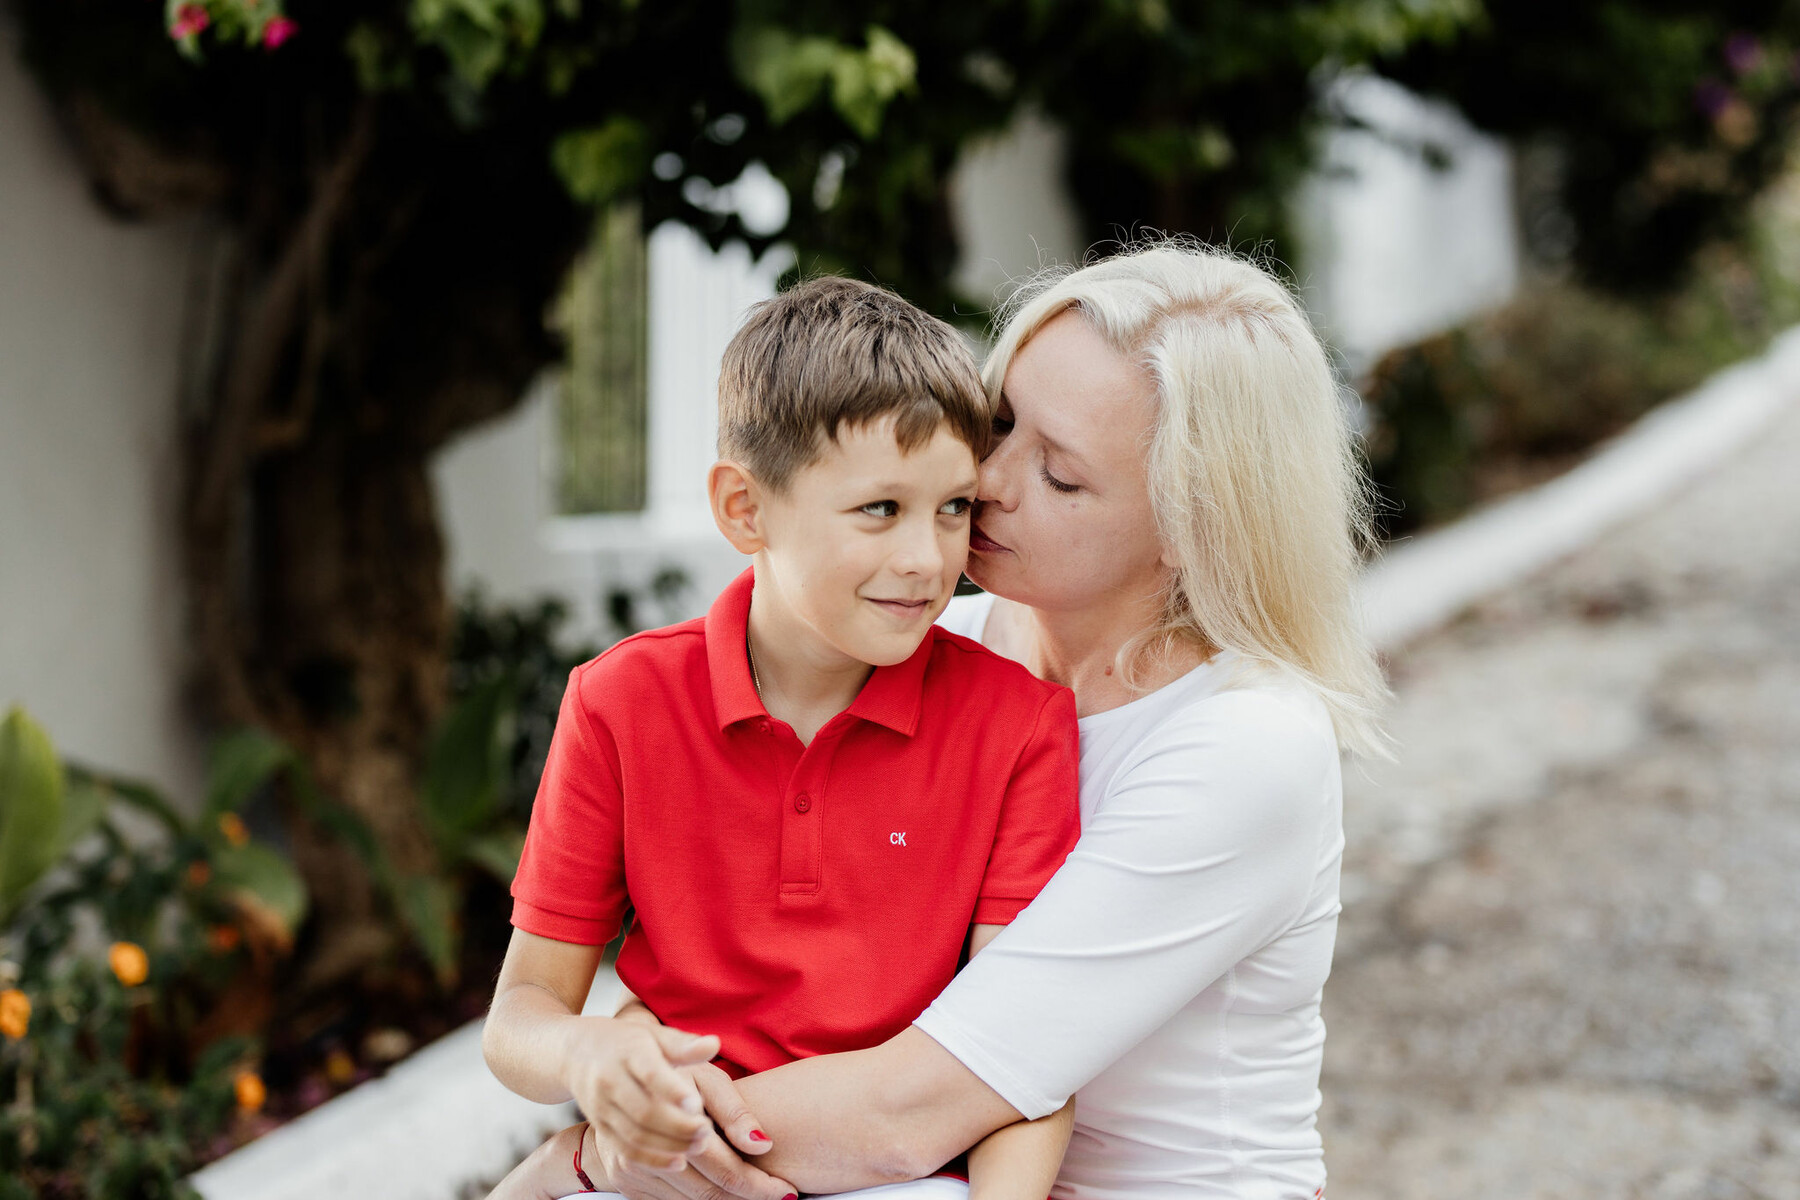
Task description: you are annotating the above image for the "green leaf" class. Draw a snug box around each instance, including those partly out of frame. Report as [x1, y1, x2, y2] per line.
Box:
[395, 873, 460, 986]
[410, 0, 546, 90]
[828, 27, 917, 139]
[210, 840, 309, 947]
[551, 118, 650, 206]
[421, 676, 514, 856]
[67, 765, 185, 836]
[0, 706, 65, 922]
[464, 825, 526, 883]
[204, 728, 291, 822]
[732, 26, 840, 126]
[54, 773, 109, 860]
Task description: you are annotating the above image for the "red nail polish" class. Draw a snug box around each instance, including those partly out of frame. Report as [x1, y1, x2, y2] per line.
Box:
[782, 1194, 797, 1200]
[749, 1129, 771, 1143]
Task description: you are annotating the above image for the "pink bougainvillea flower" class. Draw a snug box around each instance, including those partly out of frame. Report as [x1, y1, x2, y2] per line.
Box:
[1693, 78, 1734, 119]
[169, 3, 211, 40]
[1724, 32, 1763, 76]
[263, 17, 298, 49]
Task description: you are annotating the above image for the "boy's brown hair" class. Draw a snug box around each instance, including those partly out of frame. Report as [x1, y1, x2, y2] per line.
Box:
[718, 276, 989, 490]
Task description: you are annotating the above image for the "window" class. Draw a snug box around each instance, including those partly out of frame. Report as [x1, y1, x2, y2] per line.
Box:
[554, 201, 648, 515]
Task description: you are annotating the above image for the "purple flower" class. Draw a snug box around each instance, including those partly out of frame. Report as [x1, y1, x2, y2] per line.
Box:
[1694, 78, 1735, 119]
[1725, 32, 1763, 76]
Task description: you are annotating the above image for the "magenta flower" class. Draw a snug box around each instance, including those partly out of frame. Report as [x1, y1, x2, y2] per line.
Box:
[169, 3, 210, 39]
[263, 16, 298, 49]
[1694, 78, 1734, 119]
[1724, 32, 1763, 76]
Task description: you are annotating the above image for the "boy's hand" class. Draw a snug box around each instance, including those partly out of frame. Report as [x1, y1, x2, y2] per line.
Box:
[563, 1019, 722, 1169]
[591, 1062, 795, 1200]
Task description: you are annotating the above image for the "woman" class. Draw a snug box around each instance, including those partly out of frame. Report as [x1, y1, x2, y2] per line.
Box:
[574, 239, 1388, 1199]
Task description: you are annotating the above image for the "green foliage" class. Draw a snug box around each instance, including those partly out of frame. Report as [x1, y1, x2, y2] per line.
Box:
[1379, 3, 1800, 292]
[733, 24, 918, 137]
[0, 712, 318, 1199]
[0, 710, 68, 926]
[551, 117, 651, 206]
[1364, 181, 1800, 532]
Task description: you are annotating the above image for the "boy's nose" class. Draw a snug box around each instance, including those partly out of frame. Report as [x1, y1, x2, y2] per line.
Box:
[892, 518, 947, 577]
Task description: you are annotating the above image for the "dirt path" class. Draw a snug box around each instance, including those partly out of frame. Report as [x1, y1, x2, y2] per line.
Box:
[1319, 397, 1800, 1198]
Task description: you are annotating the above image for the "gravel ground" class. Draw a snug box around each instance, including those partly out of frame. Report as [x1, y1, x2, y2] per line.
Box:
[1320, 396, 1800, 1198]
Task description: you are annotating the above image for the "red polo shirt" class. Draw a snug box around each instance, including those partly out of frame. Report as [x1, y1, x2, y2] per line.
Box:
[510, 568, 1080, 1075]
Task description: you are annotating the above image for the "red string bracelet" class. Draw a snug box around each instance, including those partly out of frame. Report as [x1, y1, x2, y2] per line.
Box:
[572, 1121, 600, 1193]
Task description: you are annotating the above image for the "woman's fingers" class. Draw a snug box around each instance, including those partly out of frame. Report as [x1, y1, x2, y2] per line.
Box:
[690, 1064, 772, 1157]
[681, 1128, 797, 1200]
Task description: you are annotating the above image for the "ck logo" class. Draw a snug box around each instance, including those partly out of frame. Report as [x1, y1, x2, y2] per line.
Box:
[889, 832, 907, 846]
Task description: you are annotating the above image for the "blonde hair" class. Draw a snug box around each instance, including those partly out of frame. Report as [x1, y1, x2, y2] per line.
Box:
[719, 276, 988, 490]
[987, 239, 1391, 757]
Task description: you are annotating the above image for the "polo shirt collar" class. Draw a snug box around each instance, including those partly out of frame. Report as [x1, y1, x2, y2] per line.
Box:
[705, 567, 932, 738]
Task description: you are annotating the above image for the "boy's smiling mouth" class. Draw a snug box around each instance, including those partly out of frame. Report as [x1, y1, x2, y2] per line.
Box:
[865, 596, 934, 620]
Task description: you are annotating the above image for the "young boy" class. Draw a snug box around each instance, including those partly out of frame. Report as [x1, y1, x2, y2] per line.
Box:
[483, 277, 1080, 1200]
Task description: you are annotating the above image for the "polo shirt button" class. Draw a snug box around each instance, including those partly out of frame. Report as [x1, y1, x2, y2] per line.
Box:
[794, 794, 811, 813]
[758, 719, 773, 734]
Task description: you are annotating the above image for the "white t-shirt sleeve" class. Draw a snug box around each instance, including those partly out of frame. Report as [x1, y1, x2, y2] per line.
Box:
[912, 687, 1337, 1120]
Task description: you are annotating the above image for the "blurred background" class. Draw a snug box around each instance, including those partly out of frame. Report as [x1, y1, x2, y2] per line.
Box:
[2, 2, 1797, 1196]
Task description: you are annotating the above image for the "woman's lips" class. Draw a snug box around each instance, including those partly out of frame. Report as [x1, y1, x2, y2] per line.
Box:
[970, 522, 1009, 554]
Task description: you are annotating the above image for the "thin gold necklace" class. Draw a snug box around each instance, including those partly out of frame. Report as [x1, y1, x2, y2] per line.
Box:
[746, 634, 764, 700]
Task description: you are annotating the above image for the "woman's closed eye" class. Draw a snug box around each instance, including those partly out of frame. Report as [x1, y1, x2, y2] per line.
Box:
[1040, 465, 1080, 495]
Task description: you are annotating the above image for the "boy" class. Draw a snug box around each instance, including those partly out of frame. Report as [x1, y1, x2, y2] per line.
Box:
[483, 277, 1079, 1200]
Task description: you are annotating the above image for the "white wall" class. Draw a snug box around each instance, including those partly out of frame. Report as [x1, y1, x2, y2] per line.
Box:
[0, 20, 206, 799]
[948, 109, 1085, 307]
[1293, 71, 1520, 371]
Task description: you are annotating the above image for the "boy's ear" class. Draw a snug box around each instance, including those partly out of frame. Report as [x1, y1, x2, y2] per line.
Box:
[709, 460, 767, 555]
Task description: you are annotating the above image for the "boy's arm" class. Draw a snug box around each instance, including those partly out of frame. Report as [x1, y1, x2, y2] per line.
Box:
[961, 924, 1073, 1200]
[481, 928, 719, 1169]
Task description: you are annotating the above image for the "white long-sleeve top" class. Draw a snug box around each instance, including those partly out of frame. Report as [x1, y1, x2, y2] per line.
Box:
[915, 593, 1344, 1199]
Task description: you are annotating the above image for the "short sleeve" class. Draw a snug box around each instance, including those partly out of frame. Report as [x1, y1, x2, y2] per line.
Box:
[509, 663, 631, 945]
[972, 686, 1081, 925]
[914, 688, 1336, 1119]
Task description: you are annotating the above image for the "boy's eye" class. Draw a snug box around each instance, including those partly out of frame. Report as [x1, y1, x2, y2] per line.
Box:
[939, 497, 973, 517]
[860, 500, 900, 518]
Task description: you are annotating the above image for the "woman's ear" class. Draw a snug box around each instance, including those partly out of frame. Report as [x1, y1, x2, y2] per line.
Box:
[709, 460, 766, 555]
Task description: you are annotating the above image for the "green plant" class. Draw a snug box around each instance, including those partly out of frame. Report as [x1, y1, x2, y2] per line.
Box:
[1362, 177, 1800, 534]
[0, 708, 313, 1199]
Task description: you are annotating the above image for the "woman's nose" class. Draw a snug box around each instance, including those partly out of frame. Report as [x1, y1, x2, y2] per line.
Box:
[977, 435, 1020, 510]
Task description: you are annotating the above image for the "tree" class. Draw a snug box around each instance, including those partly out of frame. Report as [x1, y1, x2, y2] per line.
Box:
[1376, 1, 1800, 292]
[28, 0, 1694, 985]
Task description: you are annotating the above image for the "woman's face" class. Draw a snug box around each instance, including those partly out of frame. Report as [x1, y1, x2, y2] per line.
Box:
[968, 309, 1171, 614]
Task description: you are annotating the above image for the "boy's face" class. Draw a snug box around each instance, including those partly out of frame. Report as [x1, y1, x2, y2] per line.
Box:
[754, 416, 979, 669]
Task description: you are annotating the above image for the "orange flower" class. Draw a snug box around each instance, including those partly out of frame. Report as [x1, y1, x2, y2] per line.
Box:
[324, 1047, 357, 1085]
[218, 813, 250, 847]
[0, 990, 29, 1040]
[235, 1070, 267, 1113]
[108, 941, 150, 987]
[208, 924, 242, 953]
[186, 860, 212, 888]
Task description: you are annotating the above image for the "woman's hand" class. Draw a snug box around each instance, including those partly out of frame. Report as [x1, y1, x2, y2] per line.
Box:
[559, 1017, 721, 1170]
[593, 1063, 796, 1200]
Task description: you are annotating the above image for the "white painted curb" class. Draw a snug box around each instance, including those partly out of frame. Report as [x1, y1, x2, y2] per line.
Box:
[186, 967, 623, 1200]
[184, 328, 1800, 1199]
[1360, 325, 1800, 651]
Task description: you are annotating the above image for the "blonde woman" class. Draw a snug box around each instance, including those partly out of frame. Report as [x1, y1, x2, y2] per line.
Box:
[570, 241, 1388, 1200]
